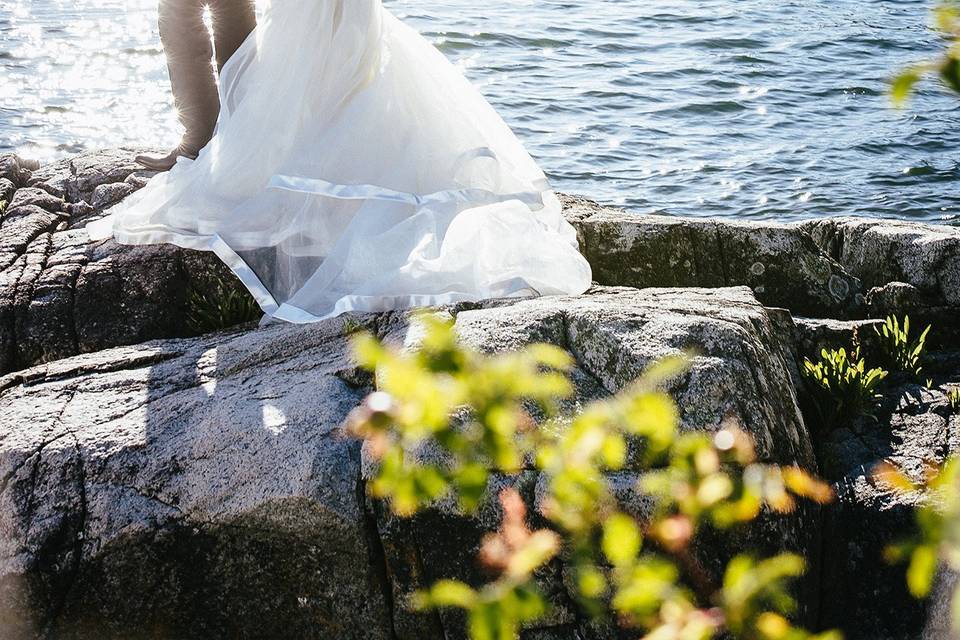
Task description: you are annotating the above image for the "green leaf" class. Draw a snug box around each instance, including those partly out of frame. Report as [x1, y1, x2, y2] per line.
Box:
[454, 463, 490, 513]
[935, 3, 960, 31]
[602, 513, 642, 567]
[601, 433, 628, 470]
[637, 354, 690, 388]
[468, 604, 498, 640]
[942, 56, 960, 94]
[508, 531, 560, 579]
[414, 465, 451, 502]
[419, 580, 478, 609]
[723, 554, 754, 591]
[526, 343, 574, 371]
[511, 584, 549, 620]
[625, 392, 679, 433]
[907, 545, 939, 598]
[352, 333, 388, 369]
[577, 566, 608, 599]
[892, 69, 923, 105]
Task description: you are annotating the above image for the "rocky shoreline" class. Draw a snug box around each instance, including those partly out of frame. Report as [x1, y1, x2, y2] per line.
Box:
[1, 149, 958, 639]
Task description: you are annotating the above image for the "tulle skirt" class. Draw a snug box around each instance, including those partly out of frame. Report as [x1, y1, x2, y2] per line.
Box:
[86, 0, 592, 323]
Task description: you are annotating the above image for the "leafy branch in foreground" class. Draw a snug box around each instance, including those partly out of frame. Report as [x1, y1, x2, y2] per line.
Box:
[347, 314, 839, 640]
[876, 459, 960, 630]
[893, 1, 960, 104]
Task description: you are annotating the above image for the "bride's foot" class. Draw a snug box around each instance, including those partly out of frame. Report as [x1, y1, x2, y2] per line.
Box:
[135, 146, 198, 172]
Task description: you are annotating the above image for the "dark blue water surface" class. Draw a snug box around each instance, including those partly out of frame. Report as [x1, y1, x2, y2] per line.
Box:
[2, 0, 958, 221]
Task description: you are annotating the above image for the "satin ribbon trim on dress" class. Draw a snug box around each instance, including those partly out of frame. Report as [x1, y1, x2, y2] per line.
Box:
[266, 173, 552, 211]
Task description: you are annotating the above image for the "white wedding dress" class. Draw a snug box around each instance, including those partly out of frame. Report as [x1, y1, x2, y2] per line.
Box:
[86, 0, 592, 323]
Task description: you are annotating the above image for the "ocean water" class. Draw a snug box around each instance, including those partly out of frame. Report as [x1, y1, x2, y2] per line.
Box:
[0, 0, 958, 222]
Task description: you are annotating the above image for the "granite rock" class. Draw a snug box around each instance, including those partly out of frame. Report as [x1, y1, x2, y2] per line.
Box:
[0, 287, 820, 640]
[0, 150, 254, 376]
[563, 194, 864, 318]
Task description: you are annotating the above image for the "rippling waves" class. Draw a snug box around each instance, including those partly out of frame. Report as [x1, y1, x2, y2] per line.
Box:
[1, 0, 958, 222]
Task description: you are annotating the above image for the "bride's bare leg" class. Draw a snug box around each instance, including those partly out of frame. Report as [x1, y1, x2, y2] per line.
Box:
[208, 0, 258, 71]
[137, 0, 224, 171]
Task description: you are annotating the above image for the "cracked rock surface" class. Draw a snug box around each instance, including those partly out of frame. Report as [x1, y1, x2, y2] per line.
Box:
[0, 150, 254, 376]
[803, 217, 960, 309]
[0, 287, 818, 639]
[0, 317, 390, 640]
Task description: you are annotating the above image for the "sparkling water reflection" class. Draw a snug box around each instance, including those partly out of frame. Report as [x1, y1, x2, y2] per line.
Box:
[0, 0, 958, 222]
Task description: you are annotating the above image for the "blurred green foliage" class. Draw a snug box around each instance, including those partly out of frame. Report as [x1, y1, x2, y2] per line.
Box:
[887, 9, 960, 619]
[878, 459, 960, 628]
[892, 1, 960, 103]
[802, 346, 888, 426]
[348, 314, 839, 640]
[186, 270, 262, 335]
[874, 315, 931, 381]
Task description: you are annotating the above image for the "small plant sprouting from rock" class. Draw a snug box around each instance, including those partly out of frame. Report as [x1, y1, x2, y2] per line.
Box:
[949, 387, 960, 414]
[341, 316, 364, 335]
[186, 271, 262, 335]
[874, 315, 931, 381]
[347, 314, 839, 640]
[803, 346, 888, 425]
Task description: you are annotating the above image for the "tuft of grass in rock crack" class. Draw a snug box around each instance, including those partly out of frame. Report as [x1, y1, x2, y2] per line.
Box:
[341, 316, 364, 335]
[186, 271, 262, 335]
[803, 344, 888, 426]
[875, 314, 931, 381]
[950, 387, 960, 414]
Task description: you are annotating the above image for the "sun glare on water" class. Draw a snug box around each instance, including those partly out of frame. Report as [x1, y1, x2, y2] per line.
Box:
[0, 0, 268, 162]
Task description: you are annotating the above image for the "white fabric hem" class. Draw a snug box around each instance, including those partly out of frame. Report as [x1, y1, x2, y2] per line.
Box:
[88, 218, 543, 325]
